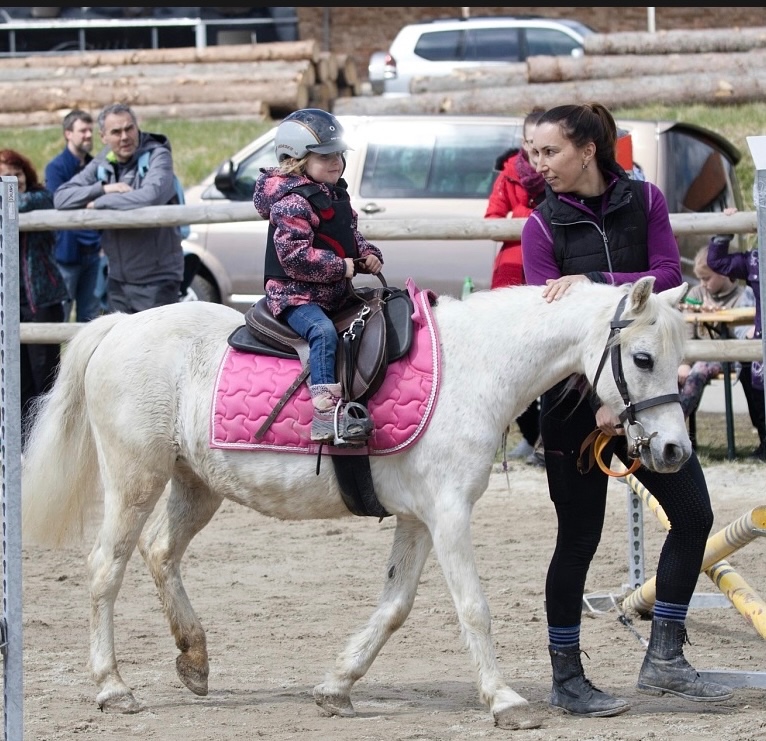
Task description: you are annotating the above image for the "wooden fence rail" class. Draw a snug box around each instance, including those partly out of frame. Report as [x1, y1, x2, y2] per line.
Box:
[16, 205, 763, 364]
[17, 203, 759, 241]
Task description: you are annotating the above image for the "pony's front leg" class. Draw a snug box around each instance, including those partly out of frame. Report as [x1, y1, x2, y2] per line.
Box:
[314, 516, 432, 717]
[430, 507, 542, 730]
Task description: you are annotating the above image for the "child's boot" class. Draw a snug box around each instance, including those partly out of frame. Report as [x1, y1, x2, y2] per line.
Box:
[309, 383, 343, 443]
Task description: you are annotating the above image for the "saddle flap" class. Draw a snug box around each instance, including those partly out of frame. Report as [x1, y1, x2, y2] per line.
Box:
[338, 292, 388, 401]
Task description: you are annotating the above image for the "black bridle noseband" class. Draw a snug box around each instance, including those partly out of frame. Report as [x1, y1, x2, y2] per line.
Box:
[591, 294, 681, 459]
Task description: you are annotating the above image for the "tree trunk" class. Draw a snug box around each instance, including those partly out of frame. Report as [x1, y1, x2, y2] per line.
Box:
[335, 54, 359, 88]
[410, 64, 527, 94]
[585, 27, 766, 55]
[0, 40, 321, 69]
[1, 78, 308, 113]
[333, 69, 766, 115]
[0, 101, 269, 128]
[528, 49, 766, 83]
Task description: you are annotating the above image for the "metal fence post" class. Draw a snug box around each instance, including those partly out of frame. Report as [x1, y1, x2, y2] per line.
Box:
[746, 136, 766, 445]
[0, 175, 24, 739]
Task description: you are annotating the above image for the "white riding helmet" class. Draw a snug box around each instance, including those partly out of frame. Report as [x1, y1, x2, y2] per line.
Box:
[274, 108, 351, 162]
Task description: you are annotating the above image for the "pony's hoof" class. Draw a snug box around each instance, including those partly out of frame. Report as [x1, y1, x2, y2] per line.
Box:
[494, 704, 543, 730]
[176, 653, 209, 696]
[313, 685, 356, 717]
[96, 689, 142, 714]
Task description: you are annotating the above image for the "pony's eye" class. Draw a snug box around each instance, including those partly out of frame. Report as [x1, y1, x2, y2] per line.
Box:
[634, 352, 653, 370]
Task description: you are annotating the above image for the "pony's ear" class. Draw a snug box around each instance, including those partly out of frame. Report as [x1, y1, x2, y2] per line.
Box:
[658, 282, 689, 308]
[627, 276, 655, 314]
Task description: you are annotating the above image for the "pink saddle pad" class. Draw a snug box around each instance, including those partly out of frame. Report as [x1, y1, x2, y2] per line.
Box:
[210, 280, 440, 456]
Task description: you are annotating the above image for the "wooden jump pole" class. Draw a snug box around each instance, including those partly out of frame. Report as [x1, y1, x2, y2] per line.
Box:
[621, 473, 766, 638]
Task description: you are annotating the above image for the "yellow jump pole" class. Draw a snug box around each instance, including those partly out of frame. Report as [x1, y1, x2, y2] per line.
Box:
[621, 473, 766, 623]
[706, 561, 766, 639]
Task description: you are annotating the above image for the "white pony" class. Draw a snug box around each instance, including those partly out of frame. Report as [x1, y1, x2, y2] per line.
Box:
[22, 276, 690, 730]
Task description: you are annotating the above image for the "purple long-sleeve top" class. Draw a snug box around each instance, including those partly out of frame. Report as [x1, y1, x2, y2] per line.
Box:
[522, 178, 682, 292]
[707, 236, 761, 338]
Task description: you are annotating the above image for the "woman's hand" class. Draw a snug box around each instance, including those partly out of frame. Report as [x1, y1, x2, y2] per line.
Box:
[541, 274, 589, 303]
[595, 405, 624, 437]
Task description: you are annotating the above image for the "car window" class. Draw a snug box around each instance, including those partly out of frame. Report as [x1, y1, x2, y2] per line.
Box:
[359, 122, 521, 199]
[413, 30, 462, 61]
[524, 28, 582, 56]
[226, 144, 278, 201]
[663, 131, 738, 214]
[464, 28, 521, 62]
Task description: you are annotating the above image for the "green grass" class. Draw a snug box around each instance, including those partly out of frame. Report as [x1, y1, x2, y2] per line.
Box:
[5, 103, 764, 196]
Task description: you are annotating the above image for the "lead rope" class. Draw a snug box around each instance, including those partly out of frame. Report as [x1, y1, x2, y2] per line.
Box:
[500, 427, 510, 491]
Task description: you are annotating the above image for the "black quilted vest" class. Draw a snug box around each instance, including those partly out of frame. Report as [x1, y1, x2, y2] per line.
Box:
[535, 176, 647, 276]
[264, 180, 359, 286]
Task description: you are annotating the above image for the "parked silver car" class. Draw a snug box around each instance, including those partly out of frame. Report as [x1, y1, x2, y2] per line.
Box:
[368, 16, 595, 96]
[183, 114, 744, 313]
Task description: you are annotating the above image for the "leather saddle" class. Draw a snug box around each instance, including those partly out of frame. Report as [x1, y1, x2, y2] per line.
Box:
[227, 277, 414, 439]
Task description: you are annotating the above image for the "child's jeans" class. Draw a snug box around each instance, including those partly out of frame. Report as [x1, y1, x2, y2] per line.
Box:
[282, 303, 338, 385]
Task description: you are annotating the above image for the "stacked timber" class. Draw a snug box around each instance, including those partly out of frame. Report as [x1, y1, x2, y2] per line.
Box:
[333, 26, 766, 116]
[0, 40, 363, 127]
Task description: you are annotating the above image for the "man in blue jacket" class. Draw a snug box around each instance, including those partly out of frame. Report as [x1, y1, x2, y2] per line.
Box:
[45, 109, 102, 322]
[53, 103, 184, 314]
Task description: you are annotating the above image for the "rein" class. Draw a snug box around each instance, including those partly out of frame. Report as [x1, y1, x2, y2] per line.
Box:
[581, 293, 680, 477]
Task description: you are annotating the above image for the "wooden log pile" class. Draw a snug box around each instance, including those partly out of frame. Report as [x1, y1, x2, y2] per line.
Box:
[333, 26, 766, 116]
[0, 40, 363, 127]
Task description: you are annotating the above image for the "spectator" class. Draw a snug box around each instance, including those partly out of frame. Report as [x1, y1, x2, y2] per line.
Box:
[0, 149, 69, 447]
[677, 244, 755, 423]
[706, 207, 765, 460]
[45, 109, 102, 322]
[485, 108, 546, 464]
[53, 103, 183, 314]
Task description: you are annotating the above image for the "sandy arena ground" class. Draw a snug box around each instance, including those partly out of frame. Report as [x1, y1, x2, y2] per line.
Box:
[15, 456, 766, 741]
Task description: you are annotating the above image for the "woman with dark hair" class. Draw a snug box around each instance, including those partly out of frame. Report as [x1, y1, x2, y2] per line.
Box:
[521, 103, 732, 717]
[0, 149, 68, 446]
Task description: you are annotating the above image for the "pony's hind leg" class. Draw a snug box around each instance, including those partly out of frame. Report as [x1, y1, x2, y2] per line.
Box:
[88, 471, 171, 713]
[429, 506, 542, 730]
[314, 516, 432, 717]
[138, 469, 223, 698]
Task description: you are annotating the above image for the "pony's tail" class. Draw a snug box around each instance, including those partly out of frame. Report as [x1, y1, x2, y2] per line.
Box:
[22, 313, 125, 548]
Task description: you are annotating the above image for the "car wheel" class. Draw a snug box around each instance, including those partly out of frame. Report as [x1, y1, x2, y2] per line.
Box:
[188, 275, 219, 303]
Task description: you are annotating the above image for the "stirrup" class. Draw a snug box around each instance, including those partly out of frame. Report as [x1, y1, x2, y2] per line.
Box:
[332, 401, 373, 448]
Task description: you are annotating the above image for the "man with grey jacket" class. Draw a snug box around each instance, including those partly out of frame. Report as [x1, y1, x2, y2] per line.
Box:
[54, 103, 184, 313]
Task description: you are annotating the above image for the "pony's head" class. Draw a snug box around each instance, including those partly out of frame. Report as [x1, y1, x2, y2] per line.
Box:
[590, 277, 691, 473]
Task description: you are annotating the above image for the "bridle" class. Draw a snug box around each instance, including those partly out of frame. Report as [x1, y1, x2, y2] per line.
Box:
[588, 293, 681, 471]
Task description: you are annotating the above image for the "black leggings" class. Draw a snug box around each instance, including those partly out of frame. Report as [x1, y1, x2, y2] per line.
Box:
[540, 382, 713, 628]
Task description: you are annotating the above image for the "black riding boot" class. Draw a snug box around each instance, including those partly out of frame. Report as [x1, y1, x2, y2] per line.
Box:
[637, 619, 733, 701]
[549, 646, 630, 717]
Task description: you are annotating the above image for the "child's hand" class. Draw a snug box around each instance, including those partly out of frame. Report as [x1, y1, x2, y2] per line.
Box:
[723, 207, 738, 216]
[357, 255, 382, 275]
[344, 258, 355, 278]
